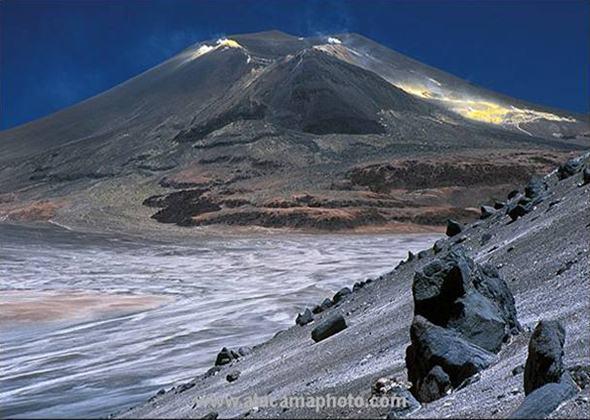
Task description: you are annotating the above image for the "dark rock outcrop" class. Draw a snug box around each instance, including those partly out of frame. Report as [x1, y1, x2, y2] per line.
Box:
[524, 177, 547, 200]
[415, 365, 451, 403]
[332, 287, 352, 304]
[412, 248, 519, 352]
[406, 247, 520, 403]
[215, 347, 240, 366]
[226, 371, 240, 382]
[445, 219, 463, 237]
[524, 320, 566, 395]
[583, 167, 590, 185]
[511, 373, 578, 419]
[311, 315, 347, 343]
[295, 308, 314, 326]
[557, 157, 583, 180]
[312, 298, 333, 314]
[406, 316, 496, 401]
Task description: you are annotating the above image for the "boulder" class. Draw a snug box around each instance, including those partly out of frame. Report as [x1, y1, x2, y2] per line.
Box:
[405, 316, 496, 401]
[226, 370, 240, 382]
[446, 219, 463, 237]
[507, 189, 520, 199]
[237, 346, 252, 357]
[215, 347, 239, 366]
[433, 239, 445, 254]
[313, 298, 333, 314]
[480, 205, 496, 219]
[493, 201, 506, 210]
[311, 315, 347, 342]
[524, 177, 547, 200]
[332, 287, 352, 304]
[507, 203, 528, 221]
[415, 365, 451, 403]
[524, 320, 566, 395]
[558, 157, 583, 179]
[295, 308, 314, 326]
[511, 373, 578, 419]
[412, 248, 519, 352]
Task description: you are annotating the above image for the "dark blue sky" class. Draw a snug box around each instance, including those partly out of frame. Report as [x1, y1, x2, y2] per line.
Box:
[1, 0, 588, 130]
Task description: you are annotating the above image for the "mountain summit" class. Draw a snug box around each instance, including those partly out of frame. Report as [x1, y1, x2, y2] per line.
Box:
[0, 31, 587, 234]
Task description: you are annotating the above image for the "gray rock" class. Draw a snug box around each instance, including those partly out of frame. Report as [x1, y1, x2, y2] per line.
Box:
[226, 370, 240, 382]
[481, 232, 492, 245]
[416, 365, 451, 403]
[405, 316, 496, 402]
[569, 365, 590, 389]
[508, 203, 528, 221]
[511, 373, 578, 419]
[385, 386, 421, 418]
[446, 219, 463, 237]
[237, 346, 252, 357]
[312, 298, 333, 314]
[295, 308, 314, 326]
[583, 167, 590, 185]
[480, 205, 496, 219]
[417, 250, 429, 260]
[311, 315, 347, 342]
[433, 239, 445, 254]
[525, 177, 547, 199]
[412, 248, 519, 352]
[493, 201, 506, 209]
[558, 157, 583, 179]
[507, 189, 520, 199]
[215, 347, 239, 366]
[524, 320, 566, 395]
[332, 287, 352, 304]
[201, 411, 219, 419]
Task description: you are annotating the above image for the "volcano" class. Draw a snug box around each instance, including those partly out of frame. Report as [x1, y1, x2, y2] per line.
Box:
[0, 30, 588, 234]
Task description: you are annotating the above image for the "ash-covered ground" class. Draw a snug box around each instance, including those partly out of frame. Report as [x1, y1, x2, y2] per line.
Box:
[121, 155, 589, 419]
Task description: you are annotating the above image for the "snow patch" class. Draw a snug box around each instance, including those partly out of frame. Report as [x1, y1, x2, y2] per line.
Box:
[327, 37, 342, 44]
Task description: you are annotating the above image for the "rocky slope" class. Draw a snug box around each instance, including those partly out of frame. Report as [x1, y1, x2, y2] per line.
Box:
[0, 31, 588, 235]
[119, 154, 589, 418]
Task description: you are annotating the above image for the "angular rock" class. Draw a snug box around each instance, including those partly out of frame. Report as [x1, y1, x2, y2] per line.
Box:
[215, 347, 239, 366]
[493, 201, 506, 210]
[313, 298, 333, 314]
[385, 386, 421, 418]
[512, 365, 525, 376]
[507, 203, 528, 221]
[202, 411, 219, 419]
[415, 365, 451, 403]
[524, 177, 547, 200]
[446, 219, 463, 237]
[311, 314, 347, 342]
[226, 370, 240, 382]
[524, 320, 566, 395]
[417, 250, 428, 260]
[480, 205, 496, 219]
[583, 167, 590, 185]
[507, 190, 520, 199]
[411, 248, 519, 352]
[332, 287, 352, 304]
[237, 346, 252, 357]
[511, 373, 578, 419]
[480, 232, 492, 245]
[407, 251, 415, 262]
[433, 239, 445, 254]
[558, 157, 583, 179]
[405, 316, 496, 401]
[296, 308, 314, 326]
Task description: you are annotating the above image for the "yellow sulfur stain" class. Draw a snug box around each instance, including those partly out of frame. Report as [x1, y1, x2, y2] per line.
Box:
[394, 83, 575, 128]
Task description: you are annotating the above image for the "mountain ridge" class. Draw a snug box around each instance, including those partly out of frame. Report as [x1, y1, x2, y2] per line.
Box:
[0, 30, 587, 235]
